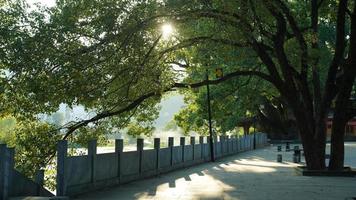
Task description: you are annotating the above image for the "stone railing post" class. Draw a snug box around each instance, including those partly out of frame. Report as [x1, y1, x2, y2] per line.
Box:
[8, 148, 14, 194]
[199, 136, 204, 160]
[154, 138, 160, 172]
[225, 135, 231, 155]
[226, 136, 229, 154]
[88, 140, 97, 184]
[190, 137, 195, 160]
[0, 144, 5, 200]
[56, 140, 68, 196]
[35, 169, 45, 195]
[0, 145, 14, 200]
[253, 133, 256, 149]
[180, 137, 185, 163]
[168, 137, 174, 166]
[115, 139, 123, 181]
[219, 136, 224, 156]
[207, 136, 211, 161]
[235, 135, 239, 153]
[137, 139, 144, 174]
[213, 136, 218, 157]
[243, 135, 246, 151]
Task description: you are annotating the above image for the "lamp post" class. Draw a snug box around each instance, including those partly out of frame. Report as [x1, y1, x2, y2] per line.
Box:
[206, 69, 215, 162]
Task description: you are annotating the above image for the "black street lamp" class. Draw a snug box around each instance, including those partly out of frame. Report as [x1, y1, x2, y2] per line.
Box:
[206, 69, 215, 162]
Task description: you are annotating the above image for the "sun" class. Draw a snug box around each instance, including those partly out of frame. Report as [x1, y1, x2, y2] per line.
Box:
[161, 23, 174, 39]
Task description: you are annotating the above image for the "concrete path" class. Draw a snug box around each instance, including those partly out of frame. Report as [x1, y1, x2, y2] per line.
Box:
[74, 143, 356, 200]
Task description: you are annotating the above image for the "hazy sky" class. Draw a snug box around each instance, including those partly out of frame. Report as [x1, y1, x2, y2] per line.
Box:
[27, 0, 56, 7]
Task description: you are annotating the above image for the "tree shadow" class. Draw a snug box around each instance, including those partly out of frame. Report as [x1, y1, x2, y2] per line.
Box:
[74, 147, 356, 200]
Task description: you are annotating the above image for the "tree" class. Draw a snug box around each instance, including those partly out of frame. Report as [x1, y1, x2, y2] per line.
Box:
[1, 0, 354, 171]
[174, 76, 272, 135]
[2, 0, 168, 130]
[161, 0, 356, 170]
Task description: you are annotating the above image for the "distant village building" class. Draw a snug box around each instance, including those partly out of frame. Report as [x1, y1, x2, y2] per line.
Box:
[326, 116, 356, 138]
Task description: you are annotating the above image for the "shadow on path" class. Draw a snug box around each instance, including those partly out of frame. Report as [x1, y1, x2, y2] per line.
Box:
[75, 146, 356, 200]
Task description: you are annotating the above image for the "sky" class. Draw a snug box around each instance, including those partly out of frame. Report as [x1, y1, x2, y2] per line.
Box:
[55, 93, 185, 130]
[27, 0, 56, 7]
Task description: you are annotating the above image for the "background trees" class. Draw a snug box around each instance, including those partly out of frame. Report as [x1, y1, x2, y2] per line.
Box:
[162, 0, 356, 170]
[0, 0, 355, 173]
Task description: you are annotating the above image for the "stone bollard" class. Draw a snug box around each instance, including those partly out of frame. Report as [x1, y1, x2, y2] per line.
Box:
[277, 154, 283, 162]
[286, 142, 290, 152]
[293, 149, 301, 163]
[277, 145, 282, 152]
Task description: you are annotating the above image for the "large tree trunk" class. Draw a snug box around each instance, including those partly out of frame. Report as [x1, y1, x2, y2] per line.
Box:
[329, 120, 346, 170]
[328, 63, 355, 171]
[329, 3, 356, 170]
[328, 74, 353, 170]
[294, 109, 326, 170]
[301, 131, 326, 170]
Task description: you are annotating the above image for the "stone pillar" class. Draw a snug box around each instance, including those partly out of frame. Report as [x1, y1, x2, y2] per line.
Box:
[115, 139, 123, 180]
[180, 137, 185, 162]
[213, 136, 218, 157]
[56, 140, 68, 196]
[190, 137, 195, 160]
[230, 136, 233, 153]
[253, 133, 256, 150]
[168, 137, 174, 166]
[35, 169, 45, 195]
[154, 138, 160, 172]
[199, 136, 204, 160]
[277, 145, 282, 152]
[227, 136, 230, 154]
[243, 135, 246, 151]
[137, 139, 144, 174]
[206, 136, 211, 160]
[219, 136, 224, 156]
[8, 148, 14, 194]
[0, 144, 5, 200]
[0, 145, 13, 200]
[277, 154, 283, 162]
[88, 140, 97, 184]
[236, 135, 239, 152]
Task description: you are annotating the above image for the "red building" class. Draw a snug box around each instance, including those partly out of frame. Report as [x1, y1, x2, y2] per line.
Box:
[326, 117, 356, 137]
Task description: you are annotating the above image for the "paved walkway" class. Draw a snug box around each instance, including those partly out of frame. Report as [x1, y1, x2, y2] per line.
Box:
[75, 143, 356, 200]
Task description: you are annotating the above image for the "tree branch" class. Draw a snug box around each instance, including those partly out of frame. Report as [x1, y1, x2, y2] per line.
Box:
[320, 0, 348, 120]
[60, 69, 272, 140]
[174, 70, 273, 89]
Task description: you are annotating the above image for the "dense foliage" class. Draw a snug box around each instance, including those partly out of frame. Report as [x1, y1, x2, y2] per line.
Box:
[0, 0, 355, 179]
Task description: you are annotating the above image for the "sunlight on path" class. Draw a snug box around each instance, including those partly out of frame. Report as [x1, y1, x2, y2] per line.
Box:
[75, 143, 356, 200]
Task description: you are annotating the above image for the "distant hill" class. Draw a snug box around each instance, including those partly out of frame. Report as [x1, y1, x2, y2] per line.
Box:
[154, 93, 185, 129]
[52, 93, 185, 130]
